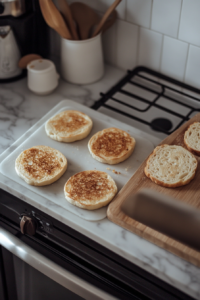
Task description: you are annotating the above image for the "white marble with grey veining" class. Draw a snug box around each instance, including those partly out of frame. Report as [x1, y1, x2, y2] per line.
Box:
[0, 65, 200, 299]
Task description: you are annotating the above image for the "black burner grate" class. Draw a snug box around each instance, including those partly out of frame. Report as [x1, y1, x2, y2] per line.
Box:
[92, 66, 200, 135]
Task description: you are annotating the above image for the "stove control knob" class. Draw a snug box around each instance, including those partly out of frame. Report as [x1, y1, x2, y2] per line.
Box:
[20, 216, 36, 236]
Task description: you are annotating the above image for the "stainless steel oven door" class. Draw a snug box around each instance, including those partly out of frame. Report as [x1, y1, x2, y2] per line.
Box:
[0, 227, 117, 300]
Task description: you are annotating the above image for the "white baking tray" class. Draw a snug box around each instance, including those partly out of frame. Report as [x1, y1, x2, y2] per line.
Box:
[0, 100, 154, 221]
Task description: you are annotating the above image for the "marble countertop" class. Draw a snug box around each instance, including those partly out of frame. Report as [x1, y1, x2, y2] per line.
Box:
[0, 64, 200, 299]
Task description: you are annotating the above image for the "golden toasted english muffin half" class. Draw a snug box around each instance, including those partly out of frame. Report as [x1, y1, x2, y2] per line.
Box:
[64, 170, 118, 210]
[45, 110, 93, 142]
[144, 144, 197, 188]
[184, 122, 200, 155]
[88, 127, 136, 164]
[15, 145, 67, 186]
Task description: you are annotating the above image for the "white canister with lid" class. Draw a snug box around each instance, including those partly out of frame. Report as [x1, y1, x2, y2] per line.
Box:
[60, 33, 104, 85]
[27, 59, 59, 95]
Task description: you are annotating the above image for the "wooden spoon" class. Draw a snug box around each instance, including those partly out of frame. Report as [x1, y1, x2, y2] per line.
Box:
[92, 0, 121, 37]
[70, 2, 100, 40]
[39, 0, 72, 40]
[18, 54, 42, 69]
[56, 0, 79, 40]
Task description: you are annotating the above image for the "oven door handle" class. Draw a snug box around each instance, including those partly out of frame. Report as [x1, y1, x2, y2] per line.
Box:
[0, 227, 117, 300]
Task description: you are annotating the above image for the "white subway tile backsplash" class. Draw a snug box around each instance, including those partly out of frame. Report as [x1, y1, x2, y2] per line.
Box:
[184, 45, 200, 89]
[151, 0, 182, 38]
[67, 0, 127, 20]
[116, 20, 139, 70]
[179, 0, 200, 47]
[138, 27, 163, 71]
[161, 36, 188, 81]
[126, 0, 152, 28]
[50, 0, 200, 90]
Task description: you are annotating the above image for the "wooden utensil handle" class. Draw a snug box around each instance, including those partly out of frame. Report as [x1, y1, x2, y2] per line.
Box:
[92, 0, 121, 37]
[101, 10, 117, 33]
[39, 0, 72, 40]
[57, 0, 79, 40]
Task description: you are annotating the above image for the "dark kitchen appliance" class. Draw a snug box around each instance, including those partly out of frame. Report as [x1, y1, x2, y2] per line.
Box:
[0, 0, 49, 83]
[0, 189, 193, 300]
[1, 67, 199, 299]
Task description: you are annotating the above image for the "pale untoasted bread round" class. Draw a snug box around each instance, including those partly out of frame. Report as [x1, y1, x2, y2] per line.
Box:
[15, 146, 67, 186]
[88, 127, 136, 165]
[45, 110, 93, 142]
[144, 144, 197, 188]
[64, 170, 117, 210]
[184, 122, 200, 155]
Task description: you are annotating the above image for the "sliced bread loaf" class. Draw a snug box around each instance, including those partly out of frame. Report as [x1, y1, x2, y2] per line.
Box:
[184, 122, 200, 155]
[144, 144, 197, 188]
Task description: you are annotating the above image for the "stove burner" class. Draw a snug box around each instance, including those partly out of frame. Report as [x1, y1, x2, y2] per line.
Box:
[150, 118, 172, 132]
[93, 67, 200, 136]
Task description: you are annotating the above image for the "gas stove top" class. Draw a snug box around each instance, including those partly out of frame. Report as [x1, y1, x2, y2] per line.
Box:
[93, 66, 200, 140]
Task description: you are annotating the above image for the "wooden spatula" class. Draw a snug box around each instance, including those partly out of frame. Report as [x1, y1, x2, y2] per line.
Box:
[70, 2, 100, 40]
[39, 0, 72, 40]
[56, 0, 79, 40]
[92, 0, 121, 37]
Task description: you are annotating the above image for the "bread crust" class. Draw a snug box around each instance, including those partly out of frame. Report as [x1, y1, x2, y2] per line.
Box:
[45, 110, 93, 142]
[15, 146, 67, 186]
[144, 144, 197, 188]
[64, 170, 117, 210]
[184, 122, 200, 156]
[88, 127, 135, 165]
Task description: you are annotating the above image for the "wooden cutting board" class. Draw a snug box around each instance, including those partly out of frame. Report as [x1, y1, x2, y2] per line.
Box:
[107, 112, 200, 267]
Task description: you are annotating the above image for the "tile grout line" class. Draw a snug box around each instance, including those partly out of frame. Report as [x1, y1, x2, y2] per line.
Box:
[135, 26, 141, 66]
[120, 19, 200, 51]
[182, 43, 190, 85]
[149, 0, 154, 30]
[177, 0, 183, 39]
[124, 0, 128, 21]
[116, 16, 200, 49]
[113, 22, 118, 67]
[115, 19, 120, 69]
[158, 34, 164, 73]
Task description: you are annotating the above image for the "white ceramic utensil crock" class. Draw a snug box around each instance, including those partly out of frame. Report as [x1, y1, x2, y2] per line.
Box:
[60, 33, 104, 84]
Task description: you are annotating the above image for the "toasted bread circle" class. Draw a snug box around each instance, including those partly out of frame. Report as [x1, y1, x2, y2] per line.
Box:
[88, 127, 136, 165]
[64, 170, 118, 210]
[184, 122, 200, 155]
[45, 110, 93, 142]
[144, 144, 197, 188]
[15, 146, 67, 186]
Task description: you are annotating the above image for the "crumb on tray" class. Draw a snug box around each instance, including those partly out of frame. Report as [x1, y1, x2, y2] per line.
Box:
[112, 169, 121, 175]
